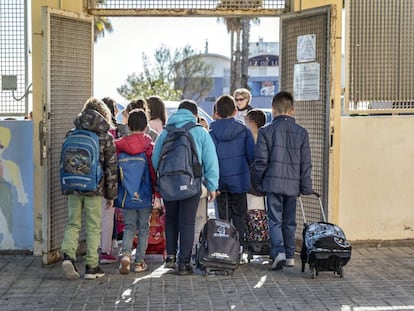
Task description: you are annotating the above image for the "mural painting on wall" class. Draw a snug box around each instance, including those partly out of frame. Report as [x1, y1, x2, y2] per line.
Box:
[0, 121, 34, 250]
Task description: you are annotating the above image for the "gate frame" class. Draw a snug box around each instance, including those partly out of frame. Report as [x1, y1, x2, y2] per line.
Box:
[31, 0, 342, 261]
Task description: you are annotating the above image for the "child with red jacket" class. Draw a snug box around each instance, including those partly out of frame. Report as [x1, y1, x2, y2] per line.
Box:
[115, 109, 161, 274]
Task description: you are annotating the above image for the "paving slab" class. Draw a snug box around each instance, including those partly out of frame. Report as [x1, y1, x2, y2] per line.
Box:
[1, 247, 414, 310]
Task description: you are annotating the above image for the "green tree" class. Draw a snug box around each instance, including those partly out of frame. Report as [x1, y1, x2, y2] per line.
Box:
[174, 46, 214, 102]
[117, 45, 213, 101]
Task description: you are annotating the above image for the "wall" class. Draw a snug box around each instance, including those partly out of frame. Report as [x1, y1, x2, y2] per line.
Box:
[0, 121, 34, 251]
[339, 116, 414, 241]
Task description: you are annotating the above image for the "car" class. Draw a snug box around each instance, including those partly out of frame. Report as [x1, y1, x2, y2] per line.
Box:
[164, 100, 213, 126]
[259, 108, 273, 125]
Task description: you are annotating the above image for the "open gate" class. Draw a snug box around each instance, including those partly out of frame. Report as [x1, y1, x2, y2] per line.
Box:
[40, 1, 336, 263]
[280, 6, 333, 238]
[41, 7, 93, 264]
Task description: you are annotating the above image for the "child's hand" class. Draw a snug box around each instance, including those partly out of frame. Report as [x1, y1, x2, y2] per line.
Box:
[106, 199, 114, 209]
[208, 191, 217, 202]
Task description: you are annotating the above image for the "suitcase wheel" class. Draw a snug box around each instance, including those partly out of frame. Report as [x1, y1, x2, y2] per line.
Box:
[336, 266, 344, 278]
[310, 267, 319, 279]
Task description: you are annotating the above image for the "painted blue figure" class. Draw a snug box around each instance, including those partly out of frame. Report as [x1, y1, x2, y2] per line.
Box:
[0, 126, 28, 249]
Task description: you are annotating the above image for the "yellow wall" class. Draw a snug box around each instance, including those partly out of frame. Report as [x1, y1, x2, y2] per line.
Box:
[31, 1, 85, 256]
[339, 116, 414, 240]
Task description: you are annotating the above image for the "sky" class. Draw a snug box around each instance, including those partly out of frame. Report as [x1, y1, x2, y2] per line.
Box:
[93, 17, 279, 104]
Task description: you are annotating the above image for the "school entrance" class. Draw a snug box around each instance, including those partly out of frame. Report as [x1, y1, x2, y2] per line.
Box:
[35, 0, 334, 264]
[32, 0, 414, 265]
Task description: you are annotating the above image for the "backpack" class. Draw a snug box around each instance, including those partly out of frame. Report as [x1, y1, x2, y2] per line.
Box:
[196, 218, 240, 275]
[114, 152, 152, 209]
[60, 129, 102, 192]
[156, 122, 202, 201]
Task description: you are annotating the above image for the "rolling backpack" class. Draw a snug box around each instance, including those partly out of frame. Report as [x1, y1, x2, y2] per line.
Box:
[60, 129, 102, 192]
[115, 152, 152, 209]
[299, 192, 352, 278]
[156, 122, 202, 201]
[196, 217, 241, 276]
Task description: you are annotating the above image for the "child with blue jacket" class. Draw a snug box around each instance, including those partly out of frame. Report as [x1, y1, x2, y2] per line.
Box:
[209, 95, 255, 245]
[152, 100, 219, 275]
[252, 91, 313, 270]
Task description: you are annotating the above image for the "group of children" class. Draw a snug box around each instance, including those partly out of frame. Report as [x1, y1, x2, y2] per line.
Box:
[60, 88, 313, 280]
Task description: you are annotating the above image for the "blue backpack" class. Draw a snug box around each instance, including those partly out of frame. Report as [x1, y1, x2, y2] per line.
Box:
[60, 129, 103, 192]
[156, 122, 202, 201]
[115, 152, 152, 209]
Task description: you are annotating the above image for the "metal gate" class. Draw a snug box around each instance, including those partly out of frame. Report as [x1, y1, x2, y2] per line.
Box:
[42, 7, 93, 264]
[280, 6, 332, 238]
[40, 2, 334, 263]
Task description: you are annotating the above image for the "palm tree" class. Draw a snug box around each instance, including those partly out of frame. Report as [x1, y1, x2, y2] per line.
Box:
[94, 16, 113, 42]
[93, 0, 113, 42]
[218, 17, 242, 93]
[217, 0, 262, 93]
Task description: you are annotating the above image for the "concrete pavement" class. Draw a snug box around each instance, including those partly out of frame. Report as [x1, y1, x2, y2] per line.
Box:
[1, 247, 414, 310]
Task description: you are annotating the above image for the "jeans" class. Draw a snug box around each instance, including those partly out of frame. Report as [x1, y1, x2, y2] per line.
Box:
[164, 191, 201, 264]
[122, 207, 152, 263]
[266, 193, 297, 259]
[216, 192, 247, 242]
[61, 195, 102, 267]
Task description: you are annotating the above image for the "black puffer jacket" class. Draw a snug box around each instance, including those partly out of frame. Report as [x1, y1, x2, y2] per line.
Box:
[62, 109, 118, 200]
[252, 115, 313, 196]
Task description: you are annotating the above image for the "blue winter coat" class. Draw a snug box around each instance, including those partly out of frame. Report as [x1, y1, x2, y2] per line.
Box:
[252, 115, 313, 196]
[152, 109, 219, 192]
[209, 118, 255, 193]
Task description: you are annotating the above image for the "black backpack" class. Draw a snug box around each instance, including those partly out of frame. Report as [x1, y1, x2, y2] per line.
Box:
[156, 122, 202, 201]
[196, 218, 240, 275]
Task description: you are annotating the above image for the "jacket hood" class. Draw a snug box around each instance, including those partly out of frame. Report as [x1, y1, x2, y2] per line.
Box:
[74, 109, 110, 134]
[210, 118, 245, 142]
[116, 133, 153, 155]
[166, 109, 197, 128]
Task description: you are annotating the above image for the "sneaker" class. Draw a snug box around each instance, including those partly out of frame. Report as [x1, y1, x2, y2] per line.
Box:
[62, 253, 80, 280]
[240, 252, 249, 265]
[84, 265, 105, 279]
[271, 252, 286, 271]
[100, 253, 117, 264]
[133, 262, 148, 273]
[177, 263, 193, 276]
[112, 239, 119, 250]
[119, 255, 131, 274]
[285, 258, 295, 267]
[164, 255, 176, 269]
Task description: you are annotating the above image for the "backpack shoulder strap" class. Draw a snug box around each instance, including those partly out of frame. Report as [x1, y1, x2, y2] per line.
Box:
[182, 122, 201, 160]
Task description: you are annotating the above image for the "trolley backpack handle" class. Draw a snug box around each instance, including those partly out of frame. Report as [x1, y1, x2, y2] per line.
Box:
[298, 191, 327, 224]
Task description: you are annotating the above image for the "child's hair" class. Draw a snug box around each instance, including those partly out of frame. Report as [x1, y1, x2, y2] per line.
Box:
[272, 91, 294, 115]
[215, 95, 236, 118]
[178, 99, 198, 116]
[147, 96, 167, 126]
[101, 97, 117, 124]
[83, 97, 113, 125]
[126, 98, 148, 113]
[233, 88, 252, 105]
[246, 109, 266, 128]
[127, 108, 148, 132]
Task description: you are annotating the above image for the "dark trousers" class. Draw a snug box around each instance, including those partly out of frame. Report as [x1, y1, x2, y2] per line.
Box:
[216, 192, 247, 242]
[266, 193, 297, 259]
[164, 191, 201, 264]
